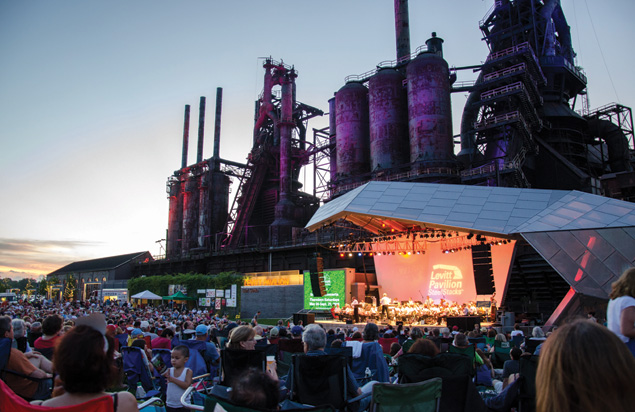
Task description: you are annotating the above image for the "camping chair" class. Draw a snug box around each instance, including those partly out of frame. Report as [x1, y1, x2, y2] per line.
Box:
[377, 337, 397, 354]
[369, 378, 442, 412]
[511, 335, 524, 348]
[523, 338, 543, 354]
[518, 355, 539, 412]
[121, 346, 161, 399]
[183, 389, 336, 412]
[351, 342, 390, 383]
[491, 341, 512, 369]
[437, 337, 453, 353]
[468, 337, 487, 351]
[151, 348, 172, 395]
[220, 348, 267, 387]
[0, 337, 53, 401]
[447, 344, 476, 376]
[398, 353, 473, 383]
[177, 339, 213, 378]
[438, 375, 489, 412]
[115, 333, 129, 349]
[290, 354, 370, 412]
[325, 346, 354, 367]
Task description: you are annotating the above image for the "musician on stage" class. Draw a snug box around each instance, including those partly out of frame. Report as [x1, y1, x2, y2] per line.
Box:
[490, 292, 497, 322]
[380, 293, 392, 320]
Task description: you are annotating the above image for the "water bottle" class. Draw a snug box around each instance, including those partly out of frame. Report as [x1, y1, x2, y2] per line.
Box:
[365, 367, 372, 378]
[135, 382, 146, 398]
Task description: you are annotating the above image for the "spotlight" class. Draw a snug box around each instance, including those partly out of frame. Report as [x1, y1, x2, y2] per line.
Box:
[348, 253, 353, 257]
[444, 249, 449, 254]
[407, 251, 412, 255]
[424, 234, 429, 238]
[339, 253, 344, 258]
[416, 251, 421, 255]
[467, 233, 474, 240]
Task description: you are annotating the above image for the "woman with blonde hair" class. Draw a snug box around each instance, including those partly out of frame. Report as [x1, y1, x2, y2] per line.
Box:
[607, 267, 635, 356]
[536, 319, 635, 412]
[226, 325, 257, 350]
[226, 325, 277, 379]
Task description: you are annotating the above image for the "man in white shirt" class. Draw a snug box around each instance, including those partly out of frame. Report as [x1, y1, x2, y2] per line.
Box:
[380, 293, 392, 320]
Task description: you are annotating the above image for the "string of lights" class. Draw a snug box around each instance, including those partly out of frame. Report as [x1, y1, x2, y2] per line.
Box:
[331, 229, 512, 257]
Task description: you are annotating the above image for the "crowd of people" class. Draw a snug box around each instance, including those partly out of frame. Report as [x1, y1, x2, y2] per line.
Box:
[0, 267, 634, 411]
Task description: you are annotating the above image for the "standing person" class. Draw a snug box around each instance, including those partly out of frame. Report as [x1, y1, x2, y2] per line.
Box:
[380, 293, 391, 321]
[607, 267, 635, 356]
[163, 345, 193, 412]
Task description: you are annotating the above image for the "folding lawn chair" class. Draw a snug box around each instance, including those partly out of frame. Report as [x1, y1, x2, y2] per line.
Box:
[369, 378, 442, 412]
[121, 346, 161, 399]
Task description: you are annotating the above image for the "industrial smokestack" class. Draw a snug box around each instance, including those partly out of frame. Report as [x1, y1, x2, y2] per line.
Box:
[394, 0, 411, 62]
[213, 88, 222, 166]
[181, 105, 190, 169]
[197, 96, 206, 163]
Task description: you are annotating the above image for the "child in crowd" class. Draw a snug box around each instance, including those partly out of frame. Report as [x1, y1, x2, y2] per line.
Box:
[163, 345, 193, 412]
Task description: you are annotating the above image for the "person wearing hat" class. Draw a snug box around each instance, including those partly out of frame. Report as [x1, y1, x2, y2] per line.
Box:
[127, 327, 144, 346]
[194, 324, 220, 369]
[291, 325, 303, 339]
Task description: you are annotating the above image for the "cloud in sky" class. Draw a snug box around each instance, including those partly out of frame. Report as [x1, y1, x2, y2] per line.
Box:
[0, 238, 102, 280]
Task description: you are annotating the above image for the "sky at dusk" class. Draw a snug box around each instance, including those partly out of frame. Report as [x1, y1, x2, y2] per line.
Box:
[1, 0, 633, 281]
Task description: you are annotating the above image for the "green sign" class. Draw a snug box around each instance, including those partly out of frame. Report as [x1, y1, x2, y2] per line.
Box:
[303, 269, 346, 310]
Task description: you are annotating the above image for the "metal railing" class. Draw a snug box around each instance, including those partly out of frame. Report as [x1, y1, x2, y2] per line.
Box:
[344, 45, 428, 83]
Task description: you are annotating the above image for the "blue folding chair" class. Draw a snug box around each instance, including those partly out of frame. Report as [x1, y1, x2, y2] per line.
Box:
[173, 339, 214, 379]
[351, 342, 390, 383]
[121, 346, 161, 399]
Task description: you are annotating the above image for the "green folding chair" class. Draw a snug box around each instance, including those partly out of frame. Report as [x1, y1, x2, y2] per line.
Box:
[370, 378, 442, 412]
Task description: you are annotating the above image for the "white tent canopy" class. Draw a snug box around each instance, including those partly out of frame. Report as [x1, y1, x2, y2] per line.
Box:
[131, 290, 162, 300]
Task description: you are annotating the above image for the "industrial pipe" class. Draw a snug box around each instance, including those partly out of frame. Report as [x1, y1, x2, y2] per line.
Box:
[181, 105, 190, 169]
[394, 0, 411, 62]
[587, 118, 633, 173]
[213, 87, 222, 170]
[197, 96, 206, 163]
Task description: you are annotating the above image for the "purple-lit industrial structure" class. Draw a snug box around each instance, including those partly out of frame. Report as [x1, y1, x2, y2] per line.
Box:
[137, 0, 635, 321]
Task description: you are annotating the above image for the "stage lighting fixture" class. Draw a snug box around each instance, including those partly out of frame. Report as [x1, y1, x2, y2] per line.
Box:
[339, 253, 344, 257]
[467, 233, 474, 239]
[348, 253, 353, 257]
[416, 251, 421, 255]
[407, 251, 411, 255]
[424, 234, 429, 238]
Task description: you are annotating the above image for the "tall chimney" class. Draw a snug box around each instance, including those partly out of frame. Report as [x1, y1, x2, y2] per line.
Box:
[181, 105, 190, 169]
[196, 96, 206, 163]
[213, 88, 222, 167]
[394, 0, 411, 62]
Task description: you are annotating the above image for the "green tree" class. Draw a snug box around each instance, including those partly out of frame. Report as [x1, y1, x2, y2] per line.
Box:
[38, 278, 48, 296]
[64, 275, 77, 301]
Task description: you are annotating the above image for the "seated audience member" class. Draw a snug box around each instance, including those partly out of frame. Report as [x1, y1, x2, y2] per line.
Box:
[536, 319, 635, 412]
[152, 328, 175, 349]
[501, 347, 522, 383]
[34, 313, 138, 411]
[27, 322, 42, 347]
[33, 314, 63, 359]
[510, 323, 524, 337]
[131, 338, 155, 374]
[408, 338, 439, 357]
[330, 339, 343, 348]
[227, 325, 277, 379]
[194, 324, 220, 367]
[474, 348, 494, 388]
[230, 367, 279, 410]
[389, 342, 401, 357]
[12, 319, 31, 353]
[268, 327, 280, 345]
[299, 324, 374, 410]
[0, 316, 53, 400]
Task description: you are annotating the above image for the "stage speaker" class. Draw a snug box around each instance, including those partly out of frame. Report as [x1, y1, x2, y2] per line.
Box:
[472, 244, 495, 295]
[309, 255, 326, 297]
[293, 313, 315, 325]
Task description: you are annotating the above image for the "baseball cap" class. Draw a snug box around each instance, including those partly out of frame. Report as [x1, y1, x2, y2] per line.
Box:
[195, 325, 208, 335]
[291, 325, 303, 336]
[131, 328, 143, 338]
